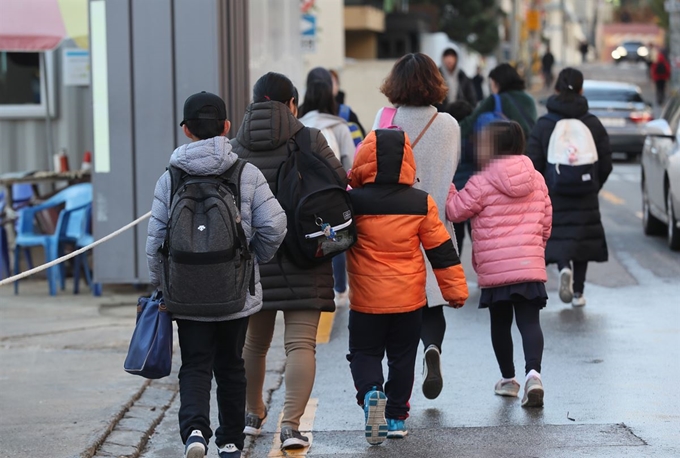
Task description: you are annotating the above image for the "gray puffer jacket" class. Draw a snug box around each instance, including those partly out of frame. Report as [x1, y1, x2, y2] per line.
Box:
[231, 101, 347, 312]
[146, 136, 287, 321]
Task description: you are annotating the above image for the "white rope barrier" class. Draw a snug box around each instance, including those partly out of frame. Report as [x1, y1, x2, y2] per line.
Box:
[0, 211, 152, 287]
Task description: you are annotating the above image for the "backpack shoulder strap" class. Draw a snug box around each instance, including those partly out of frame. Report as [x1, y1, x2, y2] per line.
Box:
[544, 112, 563, 124]
[218, 159, 247, 209]
[379, 107, 398, 128]
[338, 104, 351, 121]
[294, 126, 314, 155]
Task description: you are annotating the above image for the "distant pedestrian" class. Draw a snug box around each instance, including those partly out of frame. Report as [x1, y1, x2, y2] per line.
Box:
[445, 100, 475, 254]
[651, 50, 671, 106]
[373, 52, 462, 400]
[459, 63, 537, 142]
[348, 129, 468, 444]
[526, 68, 613, 308]
[446, 120, 552, 408]
[439, 47, 478, 108]
[579, 41, 589, 64]
[231, 72, 347, 451]
[542, 46, 555, 90]
[472, 66, 485, 102]
[146, 91, 287, 458]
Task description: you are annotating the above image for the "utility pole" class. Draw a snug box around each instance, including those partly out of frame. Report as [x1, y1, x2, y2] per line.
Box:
[511, 0, 521, 64]
[667, 0, 680, 93]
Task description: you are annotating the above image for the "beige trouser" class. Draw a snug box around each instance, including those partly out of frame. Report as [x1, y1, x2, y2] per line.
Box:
[243, 309, 320, 430]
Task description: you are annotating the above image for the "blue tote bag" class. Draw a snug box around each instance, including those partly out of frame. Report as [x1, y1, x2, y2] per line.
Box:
[124, 290, 173, 379]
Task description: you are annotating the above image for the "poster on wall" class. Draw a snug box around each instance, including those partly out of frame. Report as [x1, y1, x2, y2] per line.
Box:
[301, 13, 317, 54]
[62, 48, 90, 86]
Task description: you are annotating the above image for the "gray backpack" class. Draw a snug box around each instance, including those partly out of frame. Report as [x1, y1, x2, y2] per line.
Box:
[160, 159, 254, 317]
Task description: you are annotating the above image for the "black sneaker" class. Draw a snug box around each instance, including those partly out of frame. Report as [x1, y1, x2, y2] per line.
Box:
[422, 344, 443, 399]
[280, 426, 309, 450]
[244, 409, 267, 436]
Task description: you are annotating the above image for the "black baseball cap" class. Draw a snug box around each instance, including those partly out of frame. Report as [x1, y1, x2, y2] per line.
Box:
[179, 91, 227, 127]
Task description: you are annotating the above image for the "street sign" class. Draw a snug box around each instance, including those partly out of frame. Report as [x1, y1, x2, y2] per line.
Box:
[301, 13, 316, 54]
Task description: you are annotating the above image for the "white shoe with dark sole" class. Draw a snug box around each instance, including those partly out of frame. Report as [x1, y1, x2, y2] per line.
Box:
[559, 268, 574, 303]
[422, 345, 443, 399]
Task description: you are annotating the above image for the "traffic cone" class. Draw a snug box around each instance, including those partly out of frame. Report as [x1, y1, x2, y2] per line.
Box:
[81, 151, 92, 171]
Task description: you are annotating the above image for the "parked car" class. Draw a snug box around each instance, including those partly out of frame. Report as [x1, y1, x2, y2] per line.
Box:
[641, 95, 680, 250]
[611, 41, 650, 64]
[582, 80, 653, 160]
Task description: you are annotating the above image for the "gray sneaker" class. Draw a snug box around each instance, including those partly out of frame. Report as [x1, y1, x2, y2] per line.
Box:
[494, 379, 520, 397]
[559, 268, 574, 303]
[280, 426, 309, 450]
[244, 409, 267, 436]
[521, 377, 544, 408]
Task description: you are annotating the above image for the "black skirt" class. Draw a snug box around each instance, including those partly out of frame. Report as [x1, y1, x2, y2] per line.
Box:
[479, 282, 548, 309]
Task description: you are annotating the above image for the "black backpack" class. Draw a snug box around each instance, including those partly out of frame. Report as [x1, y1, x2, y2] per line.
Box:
[160, 159, 254, 316]
[276, 128, 357, 269]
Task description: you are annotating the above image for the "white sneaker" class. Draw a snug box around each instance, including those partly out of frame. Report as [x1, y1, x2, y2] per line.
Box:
[334, 290, 349, 306]
[521, 376, 544, 408]
[494, 378, 520, 397]
[559, 268, 574, 303]
[572, 293, 586, 308]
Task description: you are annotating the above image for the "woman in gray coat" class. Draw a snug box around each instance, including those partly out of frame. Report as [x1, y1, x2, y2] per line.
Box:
[231, 72, 346, 450]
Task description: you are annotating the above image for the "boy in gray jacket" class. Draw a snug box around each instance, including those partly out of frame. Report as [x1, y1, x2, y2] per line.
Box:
[146, 91, 287, 458]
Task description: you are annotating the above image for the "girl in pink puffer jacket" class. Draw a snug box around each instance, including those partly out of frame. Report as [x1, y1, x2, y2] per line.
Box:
[446, 120, 552, 409]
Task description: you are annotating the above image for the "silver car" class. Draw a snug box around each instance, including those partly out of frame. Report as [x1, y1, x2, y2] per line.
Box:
[583, 80, 653, 160]
[641, 95, 680, 250]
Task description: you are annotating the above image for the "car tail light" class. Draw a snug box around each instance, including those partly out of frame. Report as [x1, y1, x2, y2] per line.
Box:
[630, 111, 653, 123]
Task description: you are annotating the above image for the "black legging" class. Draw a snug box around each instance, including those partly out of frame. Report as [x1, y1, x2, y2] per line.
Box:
[558, 261, 588, 294]
[421, 305, 446, 353]
[489, 302, 544, 379]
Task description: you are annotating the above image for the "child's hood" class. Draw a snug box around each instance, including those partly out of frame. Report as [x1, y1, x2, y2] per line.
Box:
[170, 136, 236, 176]
[486, 155, 536, 198]
[349, 129, 416, 188]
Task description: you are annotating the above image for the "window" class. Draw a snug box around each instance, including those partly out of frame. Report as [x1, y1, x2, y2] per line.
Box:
[583, 88, 643, 103]
[0, 51, 56, 118]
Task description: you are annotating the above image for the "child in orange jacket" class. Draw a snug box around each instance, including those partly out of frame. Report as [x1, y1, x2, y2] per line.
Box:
[346, 129, 469, 445]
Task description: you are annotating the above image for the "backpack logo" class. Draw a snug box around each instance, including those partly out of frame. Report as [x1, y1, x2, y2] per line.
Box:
[343, 210, 352, 221]
[197, 225, 206, 232]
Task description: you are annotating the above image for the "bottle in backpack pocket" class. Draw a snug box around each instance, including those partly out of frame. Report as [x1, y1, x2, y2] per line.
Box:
[545, 117, 599, 195]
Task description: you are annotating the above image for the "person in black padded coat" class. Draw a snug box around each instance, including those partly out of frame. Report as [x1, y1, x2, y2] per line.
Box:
[526, 67, 613, 309]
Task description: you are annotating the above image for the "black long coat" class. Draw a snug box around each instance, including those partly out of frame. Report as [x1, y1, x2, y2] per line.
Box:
[231, 101, 347, 312]
[526, 95, 613, 264]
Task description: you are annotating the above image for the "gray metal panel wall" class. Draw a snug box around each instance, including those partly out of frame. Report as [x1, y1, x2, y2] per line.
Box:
[131, 0, 177, 280]
[92, 0, 137, 282]
[173, 0, 221, 147]
[220, 0, 250, 135]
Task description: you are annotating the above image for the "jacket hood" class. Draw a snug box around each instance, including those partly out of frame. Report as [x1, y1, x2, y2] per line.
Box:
[486, 155, 536, 198]
[170, 136, 236, 176]
[546, 94, 589, 118]
[349, 129, 417, 187]
[299, 111, 347, 130]
[235, 101, 304, 151]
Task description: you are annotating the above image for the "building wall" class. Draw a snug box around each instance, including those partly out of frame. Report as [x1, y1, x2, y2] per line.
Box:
[340, 59, 397, 131]
[302, 0, 345, 74]
[346, 32, 378, 59]
[0, 41, 93, 175]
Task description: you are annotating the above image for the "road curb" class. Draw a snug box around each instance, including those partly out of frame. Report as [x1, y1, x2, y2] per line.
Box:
[83, 365, 180, 458]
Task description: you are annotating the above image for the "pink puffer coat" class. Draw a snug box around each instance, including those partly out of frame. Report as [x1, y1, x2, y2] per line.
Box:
[446, 155, 552, 288]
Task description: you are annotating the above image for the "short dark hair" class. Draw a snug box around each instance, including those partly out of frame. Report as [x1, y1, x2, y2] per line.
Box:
[488, 63, 526, 92]
[380, 53, 448, 107]
[253, 72, 298, 105]
[485, 120, 526, 156]
[442, 48, 458, 58]
[298, 80, 336, 117]
[184, 106, 225, 140]
[445, 101, 473, 122]
[555, 67, 584, 102]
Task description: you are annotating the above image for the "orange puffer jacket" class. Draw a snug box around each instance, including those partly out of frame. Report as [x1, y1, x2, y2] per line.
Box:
[347, 129, 469, 314]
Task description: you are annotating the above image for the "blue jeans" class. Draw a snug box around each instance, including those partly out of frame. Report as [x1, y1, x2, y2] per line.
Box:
[332, 253, 347, 293]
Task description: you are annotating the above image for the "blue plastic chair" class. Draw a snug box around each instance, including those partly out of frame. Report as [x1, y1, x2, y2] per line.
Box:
[1, 185, 35, 280]
[14, 183, 92, 295]
[72, 205, 101, 296]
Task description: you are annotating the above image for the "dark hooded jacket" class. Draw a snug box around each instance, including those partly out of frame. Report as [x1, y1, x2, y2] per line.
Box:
[231, 101, 347, 312]
[526, 95, 613, 264]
